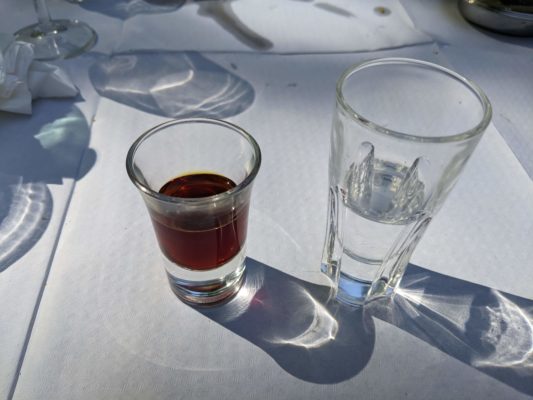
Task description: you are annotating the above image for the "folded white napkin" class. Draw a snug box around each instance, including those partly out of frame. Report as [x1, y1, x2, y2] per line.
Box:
[0, 33, 78, 115]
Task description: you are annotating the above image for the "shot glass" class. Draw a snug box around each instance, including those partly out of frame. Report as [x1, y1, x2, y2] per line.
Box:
[321, 58, 492, 306]
[126, 118, 261, 305]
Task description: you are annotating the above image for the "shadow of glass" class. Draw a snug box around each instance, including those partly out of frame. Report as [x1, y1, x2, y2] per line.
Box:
[75, 0, 185, 19]
[0, 104, 96, 271]
[313, 2, 355, 18]
[196, 1, 273, 50]
[366, 264, 533, 395]
[77, 0, 272, 50]
[195, 258, 375, 384]
[89, 52, 255, 119]
[0, 177, 52, 271]
[196, 0, 353, 49]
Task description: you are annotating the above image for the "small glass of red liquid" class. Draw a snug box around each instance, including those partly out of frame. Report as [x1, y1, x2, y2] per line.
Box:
[126, 118, 261, 305]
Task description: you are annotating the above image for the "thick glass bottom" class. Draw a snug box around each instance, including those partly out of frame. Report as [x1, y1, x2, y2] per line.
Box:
[321, 247, 378, 307]
[164, 247, 246, 306]
[335, 272, 371, 307]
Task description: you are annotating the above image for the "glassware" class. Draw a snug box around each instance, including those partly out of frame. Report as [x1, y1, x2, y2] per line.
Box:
[126, 118, 261, 305]
[321, 58, 492, 306]
[14, 0, 97, 60]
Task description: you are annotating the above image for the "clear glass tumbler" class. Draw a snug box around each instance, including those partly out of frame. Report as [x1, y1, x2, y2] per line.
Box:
[126, 118, 261, 305]
[321, 58, 492, 306]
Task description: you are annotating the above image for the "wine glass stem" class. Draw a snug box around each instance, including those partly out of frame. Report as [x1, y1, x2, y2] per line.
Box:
[34, 0, 54, 31]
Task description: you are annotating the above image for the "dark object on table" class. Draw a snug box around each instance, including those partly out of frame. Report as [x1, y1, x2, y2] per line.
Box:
[458, 0, 533, 36]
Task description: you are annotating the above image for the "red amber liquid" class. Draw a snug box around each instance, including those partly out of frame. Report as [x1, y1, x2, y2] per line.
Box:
[151, 173, 248, 270]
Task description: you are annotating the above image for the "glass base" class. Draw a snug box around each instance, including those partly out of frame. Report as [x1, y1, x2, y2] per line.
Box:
[168, 267, 245, 306]
[321, 262, 370, 307]
[15, 19, 97, 60]
[165, 248, 246, 306]
[365, 277, 396, 304]
[336, 271, 371, 307]
[321, 262, 397, 307]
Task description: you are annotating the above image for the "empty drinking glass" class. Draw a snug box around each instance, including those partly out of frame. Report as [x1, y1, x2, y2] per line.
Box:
[321, 58, 492, 306]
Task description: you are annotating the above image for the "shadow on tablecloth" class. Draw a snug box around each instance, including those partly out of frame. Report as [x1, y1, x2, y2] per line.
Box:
[74, 0, 186, 20]
[367, 263, 533, 396]
[89, 52, 255, 119]
[75, 0, 273, 50]
[197, 259, 533, 392]
[0, 104, 95, 271]
[197, 258, 376, 384]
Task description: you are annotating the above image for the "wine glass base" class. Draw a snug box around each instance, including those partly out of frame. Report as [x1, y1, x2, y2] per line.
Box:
[15, 19, 97, 61]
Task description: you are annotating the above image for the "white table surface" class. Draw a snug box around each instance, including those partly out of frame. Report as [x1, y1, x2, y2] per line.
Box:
[1, 1, 532, 399]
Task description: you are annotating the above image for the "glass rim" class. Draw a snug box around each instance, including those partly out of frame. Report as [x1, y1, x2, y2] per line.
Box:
[126, 117, 262, 205]
[336, 57, 493, 143]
